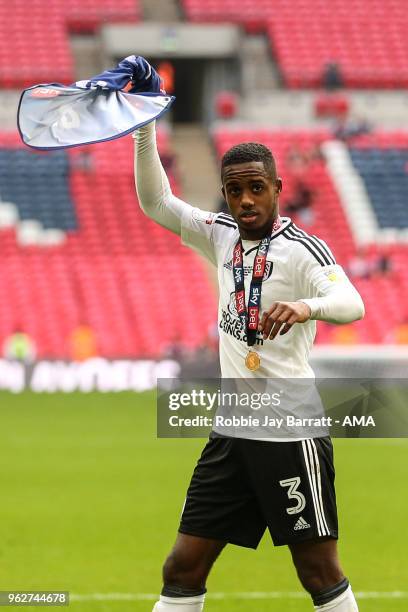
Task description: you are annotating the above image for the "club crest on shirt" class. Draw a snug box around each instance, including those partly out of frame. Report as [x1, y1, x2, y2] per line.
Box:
[192, 209, 216, 225]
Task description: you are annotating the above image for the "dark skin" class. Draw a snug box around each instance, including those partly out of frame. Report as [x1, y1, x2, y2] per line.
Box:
[222, 161, 311, 339]
[158, 162, 345, 598]
[161, 534, 344, 596]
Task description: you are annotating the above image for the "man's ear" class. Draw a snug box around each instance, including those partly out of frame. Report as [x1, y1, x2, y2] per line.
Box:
[276, 178, 283, 193]
[221, 186, 226, 199]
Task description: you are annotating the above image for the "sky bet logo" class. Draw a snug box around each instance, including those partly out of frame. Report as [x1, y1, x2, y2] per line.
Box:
[224, 260, 273, 280]
[234, 267, 243, 285]
[235, 290, 245, 314]
[254, 255, 266, 278]
[249, 286, 261, 306]
[248, 306, 259, 329]
[258, 240, 269, 255]
[233, 249, 242, 266]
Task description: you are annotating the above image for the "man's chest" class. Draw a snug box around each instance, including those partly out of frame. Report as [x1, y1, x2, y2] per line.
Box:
[219, 246, 296, 309]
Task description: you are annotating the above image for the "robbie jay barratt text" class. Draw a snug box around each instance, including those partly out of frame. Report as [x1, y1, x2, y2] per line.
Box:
[167, 415, 376, 428]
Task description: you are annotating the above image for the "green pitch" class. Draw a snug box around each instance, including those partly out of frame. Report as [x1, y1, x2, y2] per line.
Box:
[0, 392, 407, 611]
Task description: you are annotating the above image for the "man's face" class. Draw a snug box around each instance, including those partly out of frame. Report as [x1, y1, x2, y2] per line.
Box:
[222, 161, 281, 239]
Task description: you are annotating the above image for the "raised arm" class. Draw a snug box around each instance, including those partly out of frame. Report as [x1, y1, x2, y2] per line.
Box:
[133, 121, 188, 235]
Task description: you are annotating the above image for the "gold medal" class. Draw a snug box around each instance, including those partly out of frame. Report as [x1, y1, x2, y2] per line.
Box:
[245, 350, 261, 371]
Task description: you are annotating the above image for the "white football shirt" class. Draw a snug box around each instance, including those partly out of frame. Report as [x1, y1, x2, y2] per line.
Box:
[134, 122, 364, 440]
[181, 208, 351, 379]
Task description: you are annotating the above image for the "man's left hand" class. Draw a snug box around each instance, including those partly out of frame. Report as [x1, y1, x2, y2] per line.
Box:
[75, 55, 164, 94]
[258, 301, 312, 339]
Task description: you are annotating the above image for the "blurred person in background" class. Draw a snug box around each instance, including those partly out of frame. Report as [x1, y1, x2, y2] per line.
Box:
[348, 247, 393, 279]
[373, 247, 392, 277]
[332, 115, 371, 141]
[157, 61, 175, 95]
[284, 179, 315, 225]
[69, 324, 98, 362]
[347, 247, 373, 279]
[322, 61, 344, 90]
[3, 327, 36, 363]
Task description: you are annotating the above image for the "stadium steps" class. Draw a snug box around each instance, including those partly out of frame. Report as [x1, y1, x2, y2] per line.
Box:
[70, 35, 104, 82]
[141, 0, 181, 22]
[172, 124, 219, 211]
[0, 92, 20, 130]
[241, 34, 282, 93]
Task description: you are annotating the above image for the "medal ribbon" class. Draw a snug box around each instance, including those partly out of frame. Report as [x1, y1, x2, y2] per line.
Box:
[232, 217, 282, 347]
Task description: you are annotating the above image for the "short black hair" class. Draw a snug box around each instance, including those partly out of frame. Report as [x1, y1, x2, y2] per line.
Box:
[221, 142, 277, 180]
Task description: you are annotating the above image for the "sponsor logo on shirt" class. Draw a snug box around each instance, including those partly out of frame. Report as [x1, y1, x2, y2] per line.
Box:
[30, 88, 61, 98]
[324, 270, 342, 282]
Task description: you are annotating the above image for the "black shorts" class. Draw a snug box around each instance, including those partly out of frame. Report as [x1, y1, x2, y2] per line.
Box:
[179, 435, 338, 548]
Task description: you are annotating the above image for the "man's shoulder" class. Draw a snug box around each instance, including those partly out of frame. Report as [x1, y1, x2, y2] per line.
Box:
[212, 211, 238, 231]
[210, 212, 239, 248]
[278, 221, 336, 267]
[189, 209, 238, 233]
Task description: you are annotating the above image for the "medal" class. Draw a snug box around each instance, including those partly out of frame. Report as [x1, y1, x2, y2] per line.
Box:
[245, 350, 261, 371]
[232, 217, 282, 372]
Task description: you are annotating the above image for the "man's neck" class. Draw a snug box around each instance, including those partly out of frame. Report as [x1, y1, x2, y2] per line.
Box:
[239, 215, 282, 241]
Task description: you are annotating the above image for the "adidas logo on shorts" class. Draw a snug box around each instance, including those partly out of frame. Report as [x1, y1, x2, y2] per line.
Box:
[294, 516, 311, 531]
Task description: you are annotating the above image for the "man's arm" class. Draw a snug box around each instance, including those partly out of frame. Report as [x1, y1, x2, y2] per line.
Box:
[259, 250, 365, 339]
[133, 121, 223, 265]
[133, 121, 187, 235]
[298, 274, 365, 325]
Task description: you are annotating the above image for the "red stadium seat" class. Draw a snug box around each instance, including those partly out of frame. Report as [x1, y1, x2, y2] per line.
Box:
[0, 133, 217, 358]
[182, 0, 408, 89]
[1, 127, 408, 352]
[0, 0, 140, 88]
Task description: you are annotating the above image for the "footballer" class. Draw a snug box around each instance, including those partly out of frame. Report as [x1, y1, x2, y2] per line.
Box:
[133, 62, 364, 612]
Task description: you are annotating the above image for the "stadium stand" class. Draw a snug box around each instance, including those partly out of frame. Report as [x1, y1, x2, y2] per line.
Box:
[0, 133, 217, 358]
[0, 148, 76, 231]
[1, 0, 407, 355]
[213, 128, 408, 344]
[65, 0, 140, 33]
[0, 0, 140, 87]
[182, 0, 408, 88]
[1, 125, 407, 354]
[349, 136, 408, 229]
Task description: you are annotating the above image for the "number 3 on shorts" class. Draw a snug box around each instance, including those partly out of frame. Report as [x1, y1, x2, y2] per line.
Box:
[279, 476, 306, 515]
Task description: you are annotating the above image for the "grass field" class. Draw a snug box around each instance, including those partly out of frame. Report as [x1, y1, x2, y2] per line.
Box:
[0, 391, 407, 611]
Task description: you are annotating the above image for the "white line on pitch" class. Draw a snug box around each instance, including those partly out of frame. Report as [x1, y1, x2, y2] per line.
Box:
[70, 591, 408, 601]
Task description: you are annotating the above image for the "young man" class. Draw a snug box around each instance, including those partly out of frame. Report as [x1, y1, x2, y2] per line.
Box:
[133, 121, 364, 612]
